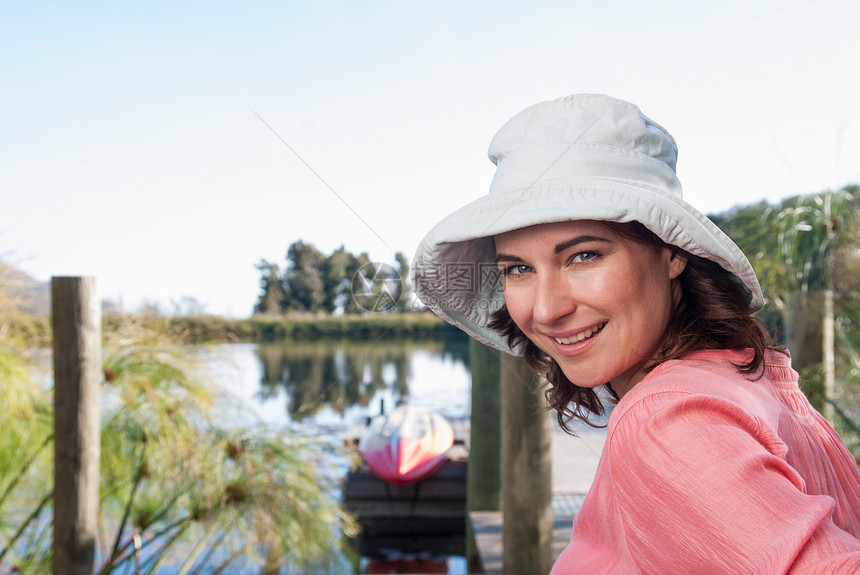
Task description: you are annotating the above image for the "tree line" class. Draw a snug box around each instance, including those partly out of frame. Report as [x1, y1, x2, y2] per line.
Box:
[712, 184, 860, 453]
[254, 241, 414, 315]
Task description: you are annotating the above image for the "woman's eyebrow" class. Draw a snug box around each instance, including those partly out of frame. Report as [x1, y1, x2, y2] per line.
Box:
[495, 236, 612, 263]
[554, 235, 611, 254]
[494, 253, 524, 264]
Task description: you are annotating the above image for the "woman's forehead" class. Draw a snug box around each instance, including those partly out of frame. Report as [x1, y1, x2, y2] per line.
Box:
[494, 219, 617, 246]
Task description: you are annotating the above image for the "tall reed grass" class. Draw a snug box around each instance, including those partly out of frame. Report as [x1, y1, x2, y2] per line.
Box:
[0, 291, 357, 573]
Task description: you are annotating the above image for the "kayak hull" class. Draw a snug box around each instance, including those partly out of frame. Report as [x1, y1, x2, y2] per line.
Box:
[359, 405, 454, 485]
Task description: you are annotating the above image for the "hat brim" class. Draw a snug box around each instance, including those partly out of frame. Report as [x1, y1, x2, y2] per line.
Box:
[412, 178, 764, 356]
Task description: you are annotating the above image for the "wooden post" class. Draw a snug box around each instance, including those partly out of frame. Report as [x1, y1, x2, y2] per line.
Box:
[52, 277, 101, 575]
[501, 353, 553, 575]
[466, 338, 502, 572]
[467, 338, 502, 511]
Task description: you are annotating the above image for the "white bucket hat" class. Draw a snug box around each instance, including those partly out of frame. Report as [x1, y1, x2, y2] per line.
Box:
[412, 94, 764, 355]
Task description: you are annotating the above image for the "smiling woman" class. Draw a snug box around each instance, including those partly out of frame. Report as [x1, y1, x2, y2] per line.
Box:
[411, 94, 860, 574]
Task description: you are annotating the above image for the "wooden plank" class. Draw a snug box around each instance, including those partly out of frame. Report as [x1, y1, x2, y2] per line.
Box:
[344, 478, 467, 500]
[357, 534, 466, 557]
[343, 461, 467, 500]
[357, 516, 467, 540]
[469, 510, 584, 575]
[344, 498, 466, 519]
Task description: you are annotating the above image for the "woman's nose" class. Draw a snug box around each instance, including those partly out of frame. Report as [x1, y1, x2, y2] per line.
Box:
[532, 273, 575, 325]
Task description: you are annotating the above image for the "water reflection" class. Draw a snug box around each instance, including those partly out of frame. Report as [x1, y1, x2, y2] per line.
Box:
[255, 336, 470, 423]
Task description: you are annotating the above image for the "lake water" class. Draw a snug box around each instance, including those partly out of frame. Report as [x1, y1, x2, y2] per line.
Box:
[194, 336, 472, 432]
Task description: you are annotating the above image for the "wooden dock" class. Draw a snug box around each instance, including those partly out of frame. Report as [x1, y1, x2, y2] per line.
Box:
[342, 417, 471, 557]
[342, 416, 607, 571]
[469, 426, 606, 574]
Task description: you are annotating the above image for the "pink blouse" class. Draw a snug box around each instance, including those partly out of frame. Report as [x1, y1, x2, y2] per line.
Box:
[551, 349, 860, 574]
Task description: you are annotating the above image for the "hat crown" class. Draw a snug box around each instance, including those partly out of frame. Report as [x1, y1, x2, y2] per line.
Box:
[488, 94, 681, 199]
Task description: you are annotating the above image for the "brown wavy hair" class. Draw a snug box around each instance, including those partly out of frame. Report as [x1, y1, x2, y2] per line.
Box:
[488, 221, 781, 433]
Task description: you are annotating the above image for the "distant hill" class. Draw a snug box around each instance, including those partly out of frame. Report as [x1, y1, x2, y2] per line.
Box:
[0, 260, 50, 317]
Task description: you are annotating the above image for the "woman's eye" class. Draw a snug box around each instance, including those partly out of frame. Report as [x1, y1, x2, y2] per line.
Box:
[502, 264, 532, 276]
[572, 251, 598, 263]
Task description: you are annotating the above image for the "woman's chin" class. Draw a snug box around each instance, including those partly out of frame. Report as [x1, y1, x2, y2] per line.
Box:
[559, 373, 609, 390]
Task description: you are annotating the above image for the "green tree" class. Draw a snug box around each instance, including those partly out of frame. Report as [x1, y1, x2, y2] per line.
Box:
[770, 188, 856, 420]
[321, 246, 359, 314]
[343, 251, 372, 315]
[393, 251, 412, 312]
[254, 259, 288, 314]
[285, 241, 326, 313]
[253, 242, 420, 315]
[715, 185, 860, 423]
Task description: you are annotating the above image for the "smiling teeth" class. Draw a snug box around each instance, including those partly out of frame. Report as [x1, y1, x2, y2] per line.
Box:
[555, 323, 606, 344]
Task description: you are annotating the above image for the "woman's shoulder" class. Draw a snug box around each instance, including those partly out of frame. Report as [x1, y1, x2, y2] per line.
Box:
[607, 348, 793, 440]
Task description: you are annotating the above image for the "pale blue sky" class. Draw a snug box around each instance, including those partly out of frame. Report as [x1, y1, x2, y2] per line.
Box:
[2, 1, 859, 316]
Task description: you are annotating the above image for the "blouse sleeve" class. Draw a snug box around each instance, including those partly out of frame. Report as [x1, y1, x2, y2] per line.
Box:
[608, 391, 860, 574]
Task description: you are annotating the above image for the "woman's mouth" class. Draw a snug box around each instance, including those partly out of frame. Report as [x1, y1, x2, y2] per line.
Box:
[554, 322, 606, 344]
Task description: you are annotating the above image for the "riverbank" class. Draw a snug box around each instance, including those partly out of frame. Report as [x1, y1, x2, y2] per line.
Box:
[167, 311, 462, 342]
[13, 310, 463, 347]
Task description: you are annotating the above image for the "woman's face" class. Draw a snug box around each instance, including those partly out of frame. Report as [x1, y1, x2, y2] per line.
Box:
[494, 220, 687, 398]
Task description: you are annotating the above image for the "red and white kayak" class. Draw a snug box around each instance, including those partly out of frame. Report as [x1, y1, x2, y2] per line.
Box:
[359, 405, 454, 485]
